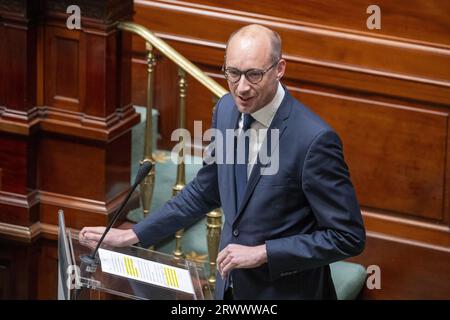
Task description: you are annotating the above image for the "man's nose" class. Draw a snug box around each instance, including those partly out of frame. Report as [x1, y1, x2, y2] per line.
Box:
[236, 74, 251, 93]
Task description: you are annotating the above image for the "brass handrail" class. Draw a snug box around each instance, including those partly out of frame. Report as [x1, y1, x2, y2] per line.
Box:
[119, 21, 225, 291]
[117, 21, 228, 98]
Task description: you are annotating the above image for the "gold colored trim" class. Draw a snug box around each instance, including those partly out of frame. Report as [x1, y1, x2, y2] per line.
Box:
[117, 22, 228, 98]
[140, 43, 157, 217]
[172, 68, 188, 259]
[206, 208, 222, 288]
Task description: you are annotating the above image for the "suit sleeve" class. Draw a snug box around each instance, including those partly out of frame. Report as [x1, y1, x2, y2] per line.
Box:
[132, 102, 221, 247]
[265, 130, 366, 280]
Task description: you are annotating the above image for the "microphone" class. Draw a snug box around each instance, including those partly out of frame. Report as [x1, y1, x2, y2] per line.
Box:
[80, 161, 153, 265]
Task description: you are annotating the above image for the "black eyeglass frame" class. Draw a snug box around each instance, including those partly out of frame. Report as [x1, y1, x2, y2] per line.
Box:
[222, 60, 280, 84]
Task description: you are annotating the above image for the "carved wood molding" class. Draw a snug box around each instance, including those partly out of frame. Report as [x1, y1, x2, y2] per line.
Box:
[39, 189, 140, 229]
[38, 105, 140, 142]
[0, 188, 138, 241]
[0, 105, 139, 141]
[0, 106, 40, 135]
[0, 220, 59, 242]
[136, 0, 450, 50]
[0, 0, 39, 24]
[362, 209, 450, 250]
[0, 0, 24, 16]
[0, 0, 134, 28]
[39, 190, 118, 214]
[0, 189, 39, 208]
[43, 0, 133, 26]
[0, 190, 40, 226]
[0, 220, 40, 242]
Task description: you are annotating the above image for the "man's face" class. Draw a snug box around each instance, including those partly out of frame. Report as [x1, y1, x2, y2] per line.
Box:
[225, 36, 285, 114]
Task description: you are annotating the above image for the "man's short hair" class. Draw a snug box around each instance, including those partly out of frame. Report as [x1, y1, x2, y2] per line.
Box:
[225, 25, 282, 64]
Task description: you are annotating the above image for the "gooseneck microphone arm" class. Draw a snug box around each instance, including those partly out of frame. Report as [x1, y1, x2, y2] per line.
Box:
[80, 161, 153, 265]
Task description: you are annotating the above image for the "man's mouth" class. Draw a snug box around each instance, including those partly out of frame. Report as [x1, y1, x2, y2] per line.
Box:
[239, 96, 254, 102]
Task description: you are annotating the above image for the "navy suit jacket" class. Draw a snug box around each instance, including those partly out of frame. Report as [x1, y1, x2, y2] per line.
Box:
[133, 88, 366, 300]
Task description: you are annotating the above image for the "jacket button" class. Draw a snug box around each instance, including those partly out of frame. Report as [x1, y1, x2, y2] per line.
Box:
[233, 229, 239, 237]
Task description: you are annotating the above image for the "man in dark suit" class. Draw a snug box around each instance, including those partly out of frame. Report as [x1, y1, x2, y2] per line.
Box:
[80, 24, 365, 300]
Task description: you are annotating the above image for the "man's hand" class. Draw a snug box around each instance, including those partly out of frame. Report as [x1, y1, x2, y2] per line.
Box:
[217, 244, 267, 280]
[79, 227, 139, 248]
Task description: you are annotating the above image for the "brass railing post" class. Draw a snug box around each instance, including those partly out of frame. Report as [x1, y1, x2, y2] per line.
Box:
[140, 42, 156, 218]
[206, 98, 222, 288]
[172, 68, 187, 259]
[206, 208, 222, 288]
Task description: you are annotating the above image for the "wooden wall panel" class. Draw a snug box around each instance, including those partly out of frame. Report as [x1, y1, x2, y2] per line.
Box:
[38, 136, 105, 201]
[190, 0, 450, 47]
[84, 31, 120, 118]
[1, 23, 37, 112]
[0, 131, 39, 227]
[0, 239, 40, 299]
[0, 23, 4, 108]
[0, 133, 30, 195]
[37, 131, 138, 230]
[289, 87, 448, 222]
[133, 1, 450, 101]
[45, 27, 83, 112]
[154, 55, 179, 150]
[184, 72, 218, 145]
[130, 0, 450, 299]
[54, 37, 80, 106]
[0, 0, 138, 299]
[36, 238, 58, 300]
[348, 235, 450, 299]
[0, 258, 12, 299]
[131, 57, 147, 107]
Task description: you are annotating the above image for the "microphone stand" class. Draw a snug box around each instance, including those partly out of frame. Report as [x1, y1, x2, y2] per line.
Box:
[80, 161, 153, 265]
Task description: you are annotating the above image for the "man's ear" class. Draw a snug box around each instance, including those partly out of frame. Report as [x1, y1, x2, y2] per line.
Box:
[277, 59, 286, 79]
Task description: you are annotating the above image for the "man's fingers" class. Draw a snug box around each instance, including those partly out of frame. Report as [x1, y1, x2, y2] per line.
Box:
[217, 247, 227, 265]
[220, 252, 237, 279]
[218, 256, 224, 274]
[222, 260, 237, 279]
[220, 255, 233, 275]
[80, 239, 98, 250]
[80, 226, 105, 239]
[216, 247, 229, 274]
[82, 226, 106, 234]
[83, 231, 103, 242]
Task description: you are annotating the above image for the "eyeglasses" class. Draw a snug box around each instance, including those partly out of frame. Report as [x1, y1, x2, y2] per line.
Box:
[222, 60, 279, 84]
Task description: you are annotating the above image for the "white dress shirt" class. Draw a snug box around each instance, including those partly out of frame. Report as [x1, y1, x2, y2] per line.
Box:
[237, 82, 285, 178]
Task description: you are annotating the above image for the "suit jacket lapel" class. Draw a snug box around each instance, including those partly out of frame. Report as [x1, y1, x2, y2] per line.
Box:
[233, 90, 293, 224]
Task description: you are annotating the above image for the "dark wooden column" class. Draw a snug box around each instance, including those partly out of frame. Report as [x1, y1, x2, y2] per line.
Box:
[0, 0, 40, 229]
[0, 0, 138, 298]
[38, 0, 138, 229]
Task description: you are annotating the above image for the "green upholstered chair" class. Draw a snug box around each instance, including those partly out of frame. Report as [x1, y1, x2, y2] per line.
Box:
[128, 107, 367, 300]
[330, 261, 366, 300]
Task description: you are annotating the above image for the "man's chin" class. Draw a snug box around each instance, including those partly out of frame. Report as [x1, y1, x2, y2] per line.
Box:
[236, 103, 255, 114]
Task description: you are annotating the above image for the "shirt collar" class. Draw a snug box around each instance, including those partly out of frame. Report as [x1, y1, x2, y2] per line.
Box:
[250, 82, 285, 128]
